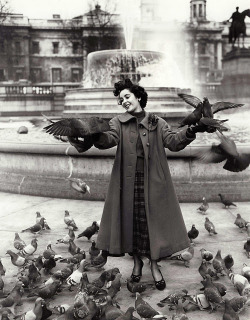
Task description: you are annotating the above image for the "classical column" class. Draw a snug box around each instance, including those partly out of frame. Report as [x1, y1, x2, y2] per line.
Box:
[217, 42, 222, 70]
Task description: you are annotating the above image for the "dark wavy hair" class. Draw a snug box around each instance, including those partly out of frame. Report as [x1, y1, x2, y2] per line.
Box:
[113, 78, 148, 108]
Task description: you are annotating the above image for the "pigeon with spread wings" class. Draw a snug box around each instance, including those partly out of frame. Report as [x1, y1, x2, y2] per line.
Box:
[196, 131, 250, 172]
[44, 117, 110, 138]
[178, 93, 244, 114]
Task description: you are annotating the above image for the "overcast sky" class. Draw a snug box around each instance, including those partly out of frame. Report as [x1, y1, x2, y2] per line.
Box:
[8, 0, 250, 22]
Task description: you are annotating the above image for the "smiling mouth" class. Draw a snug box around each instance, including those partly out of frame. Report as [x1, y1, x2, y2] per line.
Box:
[124, 103, 130, 109]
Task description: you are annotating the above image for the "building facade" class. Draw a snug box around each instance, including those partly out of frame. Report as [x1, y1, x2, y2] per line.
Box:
[0, 0, 249, 92]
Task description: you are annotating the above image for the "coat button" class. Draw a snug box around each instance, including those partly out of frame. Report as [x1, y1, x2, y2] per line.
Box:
[146, 143, 150, 147]
[143, 132, 146, 136]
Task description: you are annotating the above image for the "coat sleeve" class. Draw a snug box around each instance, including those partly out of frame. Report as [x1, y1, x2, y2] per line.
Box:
[161, 120, 195, 152]
[93, 117, 120, 149]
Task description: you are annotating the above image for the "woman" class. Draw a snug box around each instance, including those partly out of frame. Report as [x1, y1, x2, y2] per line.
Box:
[69, 78, 213, 290]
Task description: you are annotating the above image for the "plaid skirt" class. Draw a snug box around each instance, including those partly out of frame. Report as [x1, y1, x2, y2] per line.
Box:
[133, 171, 151, 258]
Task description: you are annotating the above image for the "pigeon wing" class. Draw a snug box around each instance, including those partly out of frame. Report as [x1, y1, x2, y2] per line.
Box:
[212, 102, 244, 114]
[178, 93, 202, 108]
[196, 144, 227, 163]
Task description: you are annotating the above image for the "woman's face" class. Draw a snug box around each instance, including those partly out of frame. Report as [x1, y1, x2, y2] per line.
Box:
[119, 89, 142, 114]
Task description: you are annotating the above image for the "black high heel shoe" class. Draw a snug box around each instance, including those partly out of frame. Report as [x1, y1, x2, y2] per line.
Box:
[151, 268, 166, 291]
[131, 259, 144, 283]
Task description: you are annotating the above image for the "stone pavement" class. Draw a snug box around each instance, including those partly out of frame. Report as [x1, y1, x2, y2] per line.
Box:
[0, 191, 250, 320]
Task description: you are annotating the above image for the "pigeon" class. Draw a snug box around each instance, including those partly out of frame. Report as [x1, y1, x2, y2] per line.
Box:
[35, 212, 50, 230]
[172, 299, 189, 320]
[43, 257, 56, 274]
[197, 197, 209, 214]
[197, 131, 250, 172]
[91, 271, 109, 288]
[223, 298, 239, 320]
[108, 273, 122, 299]
[34, 256, 44, 271]
[198, 260, 216, 280]
[13, 233, 26, 251]
[20, 238, 38, 256]
[241, 263, 250, 281]
[21, 218, 45, 234]
[43, 242, 56, 259]
[89, 240, 100, 261]
[43, 116, 110, 137]
[178, 93, 244, 114]
[246, 222, 250, 236]
[234, 213, 248, 232]
[77, 221, 99, 240]
[229, 296, 248, 313]
[0, 258, 6, 276]
[243, 237, 250, 258]
[200, 248, 213, 262]
[202, 275, 224, 312]
[28, 279, 62, 299]
[224, 254, 234, 271]
[187, 224, 199, 244]
[89, 250, 108, 269]
[58, 263, 74, 280]
[28, 263, 41, 286]
[0, 281, 24, 308]
[6, 250, 27, 267]
[68, 178, 91, 195]
[0, 274, 4, 295]
[135, 293, 163, 319]
[126, 277, 147, 295]
[204, 217, 217, 235]
[218, 194, 237, 208]
[198, 117, 229, 133]
[112, 307, 135, 320]
[213, 250, 226, 276]
[56, 226, 75, 244]
[66, 259, 88, 290]
[64, 210, 78, 230]
[228, 272, 250, 296]
[170, 243, 194, 267]
[67, 239, 80, 256]
[178, 101, 203, 127]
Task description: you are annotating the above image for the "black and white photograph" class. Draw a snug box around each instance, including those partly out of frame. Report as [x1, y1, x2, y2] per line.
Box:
[0, 0, 250, 319]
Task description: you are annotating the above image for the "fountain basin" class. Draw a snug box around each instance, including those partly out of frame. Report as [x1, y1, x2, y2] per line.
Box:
[1, 142, 250, 202]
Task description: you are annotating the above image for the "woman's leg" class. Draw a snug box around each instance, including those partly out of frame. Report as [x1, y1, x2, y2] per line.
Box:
[131, 253, 144, 282]
[150, 259, 166, 290]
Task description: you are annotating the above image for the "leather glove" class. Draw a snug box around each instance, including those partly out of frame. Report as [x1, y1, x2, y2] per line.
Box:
[187, 124, 216, 135]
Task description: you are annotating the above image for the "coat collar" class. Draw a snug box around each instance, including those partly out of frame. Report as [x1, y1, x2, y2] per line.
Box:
[117, 111, 158, 131]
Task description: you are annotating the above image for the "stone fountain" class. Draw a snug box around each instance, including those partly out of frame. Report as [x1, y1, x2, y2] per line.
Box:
[64, 48, 192, 128]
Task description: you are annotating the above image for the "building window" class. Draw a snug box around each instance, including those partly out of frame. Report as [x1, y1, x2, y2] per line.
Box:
[53, 42, 59, 54]
[15, 68, 24, 81]
[71, 68, 82, 82]
[199, 43, 206, 54]
[193, 4, 196, 18]
[199, 4, 202, 17]
[52, 68, 62, 82]
[15, 41, 21, 54]
[0, 40, 5, 53]
[72, 42, 80, 54]
[31, 68, 42, 83]
[0, 69, 5, 81]
[32, 41, 39, 54]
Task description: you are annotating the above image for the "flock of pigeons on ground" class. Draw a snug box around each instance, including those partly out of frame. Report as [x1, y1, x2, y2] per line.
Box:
[0, 192, 249, 320]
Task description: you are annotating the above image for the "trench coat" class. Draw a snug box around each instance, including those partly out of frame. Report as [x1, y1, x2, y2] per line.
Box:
[85, 111, 195, 260]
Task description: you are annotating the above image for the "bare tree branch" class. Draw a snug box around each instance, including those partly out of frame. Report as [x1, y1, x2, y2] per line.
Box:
[0, 0, 11, 24]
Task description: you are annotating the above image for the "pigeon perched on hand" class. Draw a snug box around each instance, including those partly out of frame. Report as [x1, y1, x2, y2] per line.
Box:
[204, 217, 217, 235]
[197, 197, 209, 215]
[197, 132, 250, 172]
[218, 193, 237, 208]
[178, 101, 203, 127]
[170, 243, 194, 267]
[68, 178, 90, 195]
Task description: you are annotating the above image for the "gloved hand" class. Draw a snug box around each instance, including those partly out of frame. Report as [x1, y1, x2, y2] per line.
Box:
[187, 123, 216, 135]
